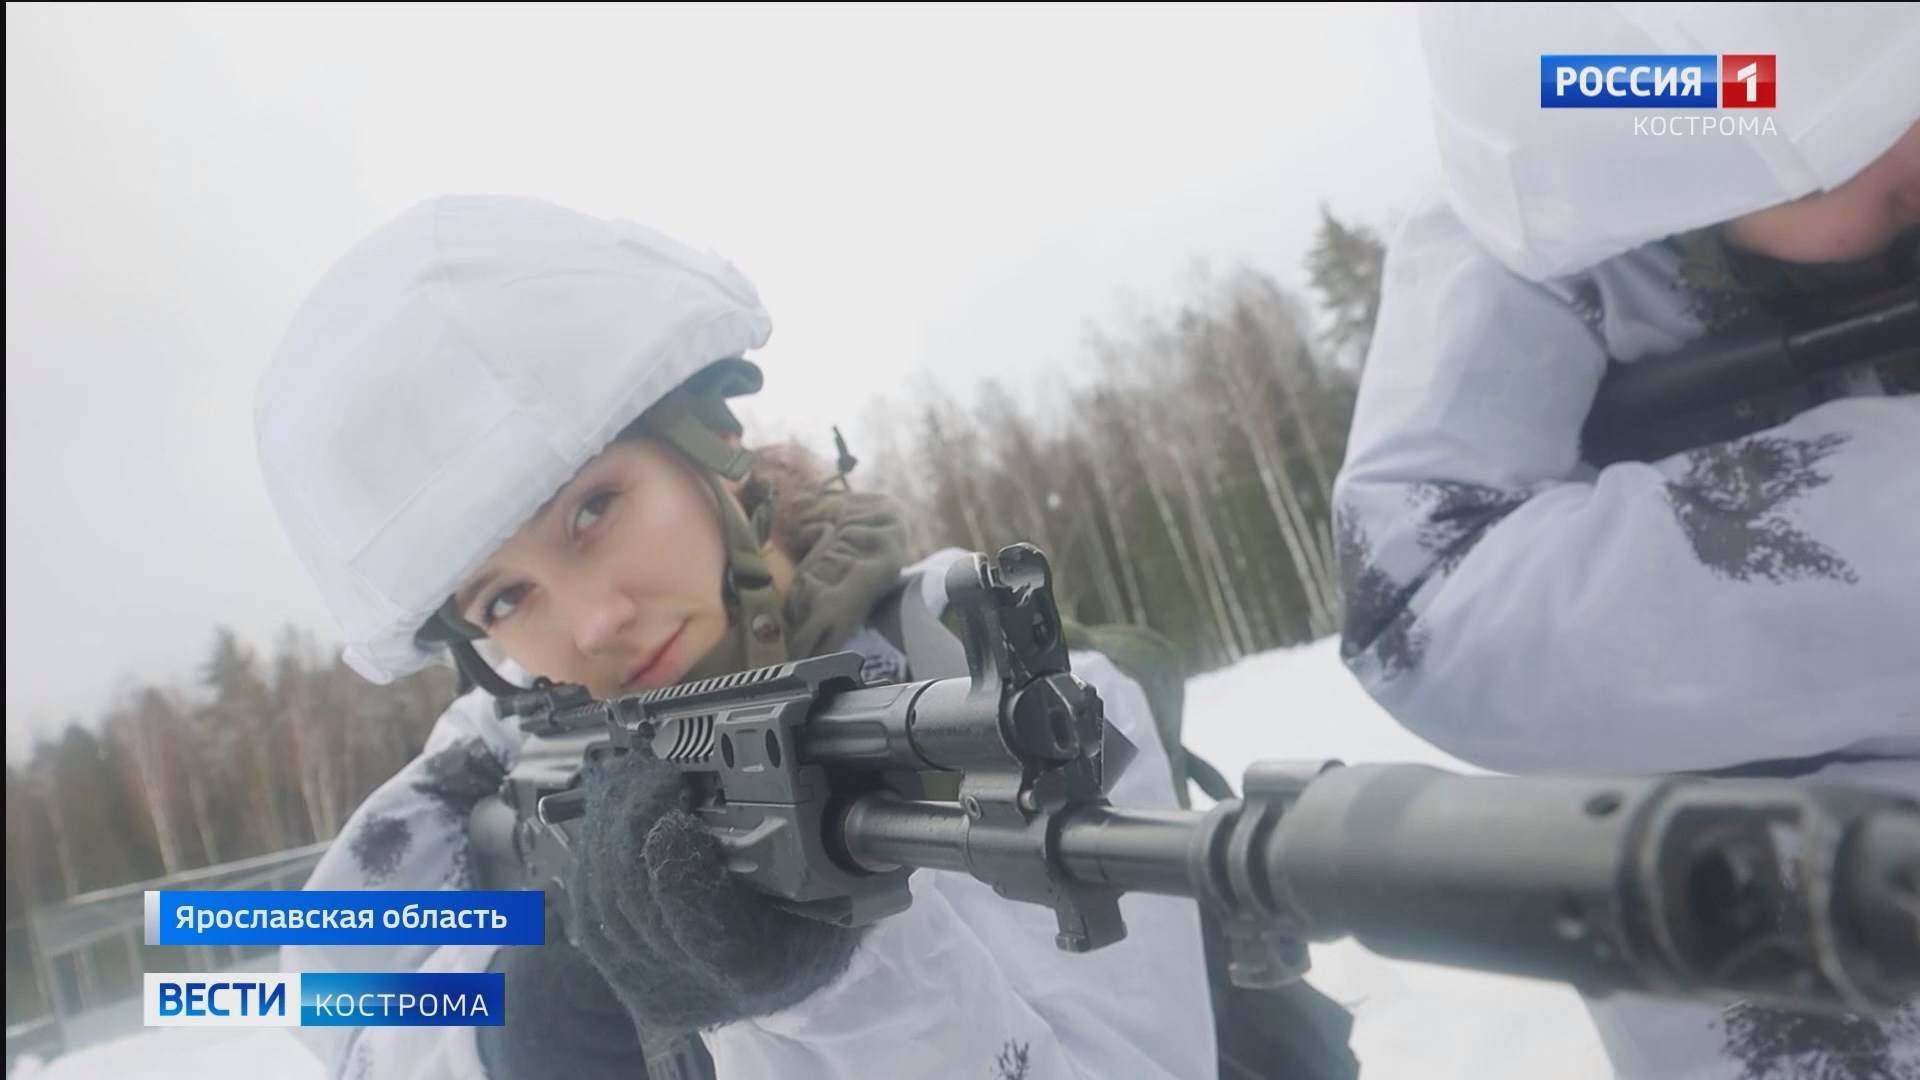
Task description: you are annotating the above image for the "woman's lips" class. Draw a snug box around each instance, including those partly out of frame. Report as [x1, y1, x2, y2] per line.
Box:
[622, 621, 688, 692]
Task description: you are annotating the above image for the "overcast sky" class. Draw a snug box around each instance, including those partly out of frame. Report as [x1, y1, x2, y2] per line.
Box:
[6, 3, 1439, 755]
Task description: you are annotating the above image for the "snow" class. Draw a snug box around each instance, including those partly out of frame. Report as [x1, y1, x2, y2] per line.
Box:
[14, 639, 1612, 1079]
[6, 1029, 322, 1080]
[1180, 637, 1612, 1080]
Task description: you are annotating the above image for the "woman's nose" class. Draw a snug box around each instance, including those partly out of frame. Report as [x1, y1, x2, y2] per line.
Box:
[571, 588, 641, 657]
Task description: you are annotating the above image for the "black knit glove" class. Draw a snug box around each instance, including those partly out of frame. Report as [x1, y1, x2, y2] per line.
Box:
[477, 936, 653, 1080]
[566, 748, 868, 1034]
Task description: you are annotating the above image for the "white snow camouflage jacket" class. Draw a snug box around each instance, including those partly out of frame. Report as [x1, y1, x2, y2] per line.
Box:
[1334, 7, 1919, 1075]
[281, 550, 1219, 1080]
[1333, 197, 1918, 1078]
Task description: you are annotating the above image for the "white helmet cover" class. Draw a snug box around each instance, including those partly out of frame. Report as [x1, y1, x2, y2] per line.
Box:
[255, 195, 773, 683]
[1419, 3, 1920, 281]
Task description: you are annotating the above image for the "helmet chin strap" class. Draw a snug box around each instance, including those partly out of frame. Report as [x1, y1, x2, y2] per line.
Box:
[448, 636, 530, 698]
[417, 379, 789, 698]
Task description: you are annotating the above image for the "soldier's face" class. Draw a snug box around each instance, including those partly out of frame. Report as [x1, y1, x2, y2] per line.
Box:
[1723, 120, 1920, 264]
[452, 436, 732, 698]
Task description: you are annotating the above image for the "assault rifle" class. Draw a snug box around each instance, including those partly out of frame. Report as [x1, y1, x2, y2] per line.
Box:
[1582, 288, 1917, 466]
[471, 544, 1919, 1021]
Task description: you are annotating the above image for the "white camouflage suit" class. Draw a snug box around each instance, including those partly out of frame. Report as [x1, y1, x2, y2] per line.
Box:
[280, 551, 1219, 1080]
[254, 196, 1217, 1080]
[1334, 5, 1919, 1078]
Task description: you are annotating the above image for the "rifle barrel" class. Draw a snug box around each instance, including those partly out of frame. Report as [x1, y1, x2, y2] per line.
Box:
[838, 765, 1920, 1015]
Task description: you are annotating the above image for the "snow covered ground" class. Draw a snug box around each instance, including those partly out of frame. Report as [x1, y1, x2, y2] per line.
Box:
[1179, 638, 1612, 1080]
[8, 1029, 322, 1080]
[11, 639, 1612, 1079]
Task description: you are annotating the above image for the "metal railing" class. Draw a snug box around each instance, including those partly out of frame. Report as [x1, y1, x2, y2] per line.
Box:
[8, 841, 330, 1067]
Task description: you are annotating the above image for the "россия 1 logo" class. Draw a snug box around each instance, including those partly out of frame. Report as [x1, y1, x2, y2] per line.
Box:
[1540, 55, 1775, 109]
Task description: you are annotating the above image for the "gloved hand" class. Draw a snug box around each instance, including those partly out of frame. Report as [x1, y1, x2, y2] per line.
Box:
[477, 935, 654, 1080]
[567, 747, 868, 1034]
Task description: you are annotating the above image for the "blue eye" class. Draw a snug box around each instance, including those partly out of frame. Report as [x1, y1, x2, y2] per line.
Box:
[573, 490, 615, 535]
[482, 584, 528, 627]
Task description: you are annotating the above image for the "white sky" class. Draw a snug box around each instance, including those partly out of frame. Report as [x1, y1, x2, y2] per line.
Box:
[6, 2, 1440, 755]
